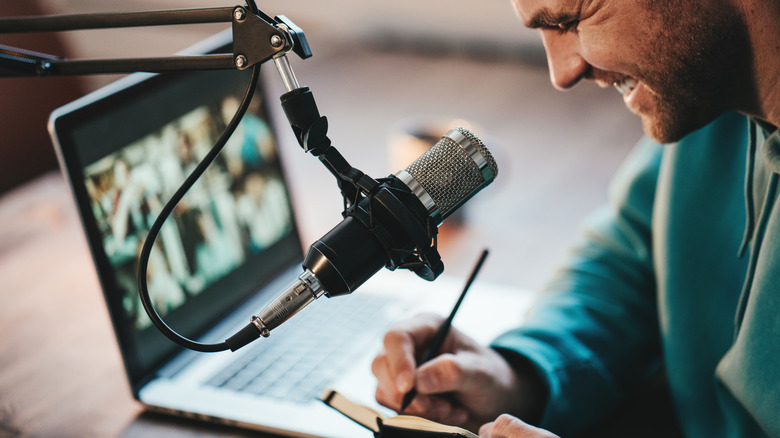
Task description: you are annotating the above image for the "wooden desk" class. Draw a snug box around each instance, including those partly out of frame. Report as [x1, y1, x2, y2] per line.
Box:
[0, 173, 136, 436]
[0, 43, 643, 436]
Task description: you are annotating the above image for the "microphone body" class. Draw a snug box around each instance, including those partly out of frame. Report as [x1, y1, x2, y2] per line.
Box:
[226, 127, 497, 349]
[304, 173, 434, 297]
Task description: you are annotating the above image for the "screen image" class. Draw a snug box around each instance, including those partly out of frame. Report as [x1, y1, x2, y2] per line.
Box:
[56, 65, 305, 379]
[82, 97, 292, 332]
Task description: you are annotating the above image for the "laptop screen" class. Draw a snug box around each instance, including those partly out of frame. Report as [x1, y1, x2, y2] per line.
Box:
[51, 36, 302, 389]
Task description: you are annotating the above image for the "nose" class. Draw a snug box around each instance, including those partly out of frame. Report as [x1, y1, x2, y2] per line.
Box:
[540, 31, 590, 90]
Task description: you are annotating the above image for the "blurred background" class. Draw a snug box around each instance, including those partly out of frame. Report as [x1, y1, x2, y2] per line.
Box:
[0, 0, 643, 292]
[0, 2, 652, 436]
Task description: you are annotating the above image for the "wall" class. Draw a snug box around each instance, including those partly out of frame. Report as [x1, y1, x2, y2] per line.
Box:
[2, 1, 544, 194]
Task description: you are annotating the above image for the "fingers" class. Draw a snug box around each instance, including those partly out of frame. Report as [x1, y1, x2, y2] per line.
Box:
[415, 352, 464, 393]
[372, 348, 406, 410]
[415, 348, 510, 402]
[382, 328, 418, 393]
[371, 313, 492, 428]
[410, 394, 469, 425]
[372, 314, 445, 411]
[479, 414, 560, 438]
[374, 313, 446, 392]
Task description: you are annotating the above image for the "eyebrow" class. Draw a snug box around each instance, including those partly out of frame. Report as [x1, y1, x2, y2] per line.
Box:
[526, 9, 573, 29]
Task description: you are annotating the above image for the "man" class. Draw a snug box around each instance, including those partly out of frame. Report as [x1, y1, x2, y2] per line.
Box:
[371, 0, 780, 436]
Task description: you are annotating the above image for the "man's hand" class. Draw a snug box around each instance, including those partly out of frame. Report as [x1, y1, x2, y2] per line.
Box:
[371, 313, 544, 429]
[479, 414, 560, 437]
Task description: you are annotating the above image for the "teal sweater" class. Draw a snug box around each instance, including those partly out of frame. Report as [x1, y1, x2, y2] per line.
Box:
[492, 112, 780, 437]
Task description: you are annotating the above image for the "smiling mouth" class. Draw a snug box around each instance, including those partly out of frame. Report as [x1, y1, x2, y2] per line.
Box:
[613, 77, 637, 95]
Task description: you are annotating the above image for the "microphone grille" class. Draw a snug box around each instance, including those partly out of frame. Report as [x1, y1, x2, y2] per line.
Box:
[402, 127, 498, 220]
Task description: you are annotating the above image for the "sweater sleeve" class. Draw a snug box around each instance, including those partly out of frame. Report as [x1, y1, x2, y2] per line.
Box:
[491, 137, 664, 437]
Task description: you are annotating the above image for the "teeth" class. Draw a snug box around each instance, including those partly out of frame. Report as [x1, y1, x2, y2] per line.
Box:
[613, 78, 636, 95]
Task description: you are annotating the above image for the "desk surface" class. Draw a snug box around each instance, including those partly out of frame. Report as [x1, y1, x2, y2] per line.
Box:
[0, 43, 642, 437]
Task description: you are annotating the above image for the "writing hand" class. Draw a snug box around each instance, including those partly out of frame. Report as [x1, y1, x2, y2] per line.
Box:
[371, 313, 529, 430]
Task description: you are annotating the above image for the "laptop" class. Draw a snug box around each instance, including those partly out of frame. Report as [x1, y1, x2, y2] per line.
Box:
[48, 29, 533, 438]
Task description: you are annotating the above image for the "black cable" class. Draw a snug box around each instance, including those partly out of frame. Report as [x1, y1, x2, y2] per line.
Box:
[136, 61, 261, 353]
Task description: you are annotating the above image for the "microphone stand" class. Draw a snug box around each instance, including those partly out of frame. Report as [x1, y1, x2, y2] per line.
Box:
[0, 6, 307, 76]
[0, 4, 443, 351]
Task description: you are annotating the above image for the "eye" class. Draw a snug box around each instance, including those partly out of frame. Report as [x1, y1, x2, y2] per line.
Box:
[555, 19, 579, 34]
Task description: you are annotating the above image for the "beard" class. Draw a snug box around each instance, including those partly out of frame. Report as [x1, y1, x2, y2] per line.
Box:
[636, 0, 751, 143]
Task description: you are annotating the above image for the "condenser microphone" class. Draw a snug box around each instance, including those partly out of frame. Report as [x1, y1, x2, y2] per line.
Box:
[225, 127, 498, 350]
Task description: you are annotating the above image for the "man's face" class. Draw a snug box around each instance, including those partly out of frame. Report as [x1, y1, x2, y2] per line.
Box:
[512, 0, 750, 143]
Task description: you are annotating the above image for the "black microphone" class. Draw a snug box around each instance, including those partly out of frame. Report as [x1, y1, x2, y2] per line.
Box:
[225, 127, 498, 350]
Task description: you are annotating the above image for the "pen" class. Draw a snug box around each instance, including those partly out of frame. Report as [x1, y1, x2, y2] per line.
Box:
[399, 248, 489, 413]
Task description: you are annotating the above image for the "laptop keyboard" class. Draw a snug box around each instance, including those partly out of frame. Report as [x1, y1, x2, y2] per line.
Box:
[205, 293, 399, 403]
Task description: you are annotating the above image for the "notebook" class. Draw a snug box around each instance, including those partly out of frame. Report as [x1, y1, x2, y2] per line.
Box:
[48, 29, 533, 438]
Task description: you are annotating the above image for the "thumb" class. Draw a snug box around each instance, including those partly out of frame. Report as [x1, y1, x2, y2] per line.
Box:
[479, 414, 560, 438]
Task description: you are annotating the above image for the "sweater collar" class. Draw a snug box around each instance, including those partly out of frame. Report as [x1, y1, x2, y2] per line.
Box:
[738, 118, 779, 257]
[763, 128, 780, 174]
[753, 119, 780, 174]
